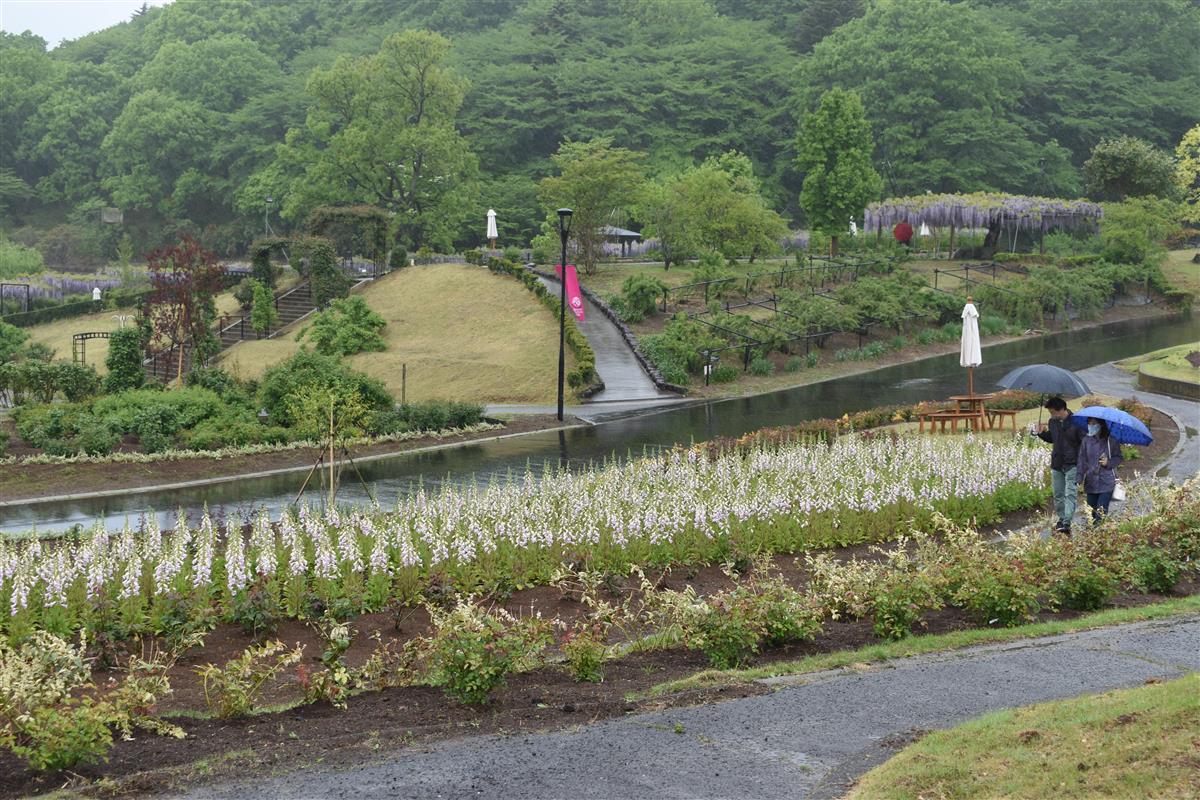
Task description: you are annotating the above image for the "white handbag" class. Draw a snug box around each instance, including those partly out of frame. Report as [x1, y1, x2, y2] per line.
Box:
[1107, 439, 1126, 502]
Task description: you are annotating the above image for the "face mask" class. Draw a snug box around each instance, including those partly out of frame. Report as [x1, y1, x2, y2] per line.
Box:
[1087, 423, 1101, 437]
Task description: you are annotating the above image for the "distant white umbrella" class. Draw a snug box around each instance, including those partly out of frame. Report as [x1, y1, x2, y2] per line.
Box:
[486, 208, 498, 247]
[849, 219, 858, 236]
[961, 296, 982, 395]
[919, 222, 931, 236]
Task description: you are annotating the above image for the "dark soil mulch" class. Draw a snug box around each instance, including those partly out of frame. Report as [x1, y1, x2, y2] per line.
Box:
[0, 415, 575, 502]
[1, 557, 1194, 800]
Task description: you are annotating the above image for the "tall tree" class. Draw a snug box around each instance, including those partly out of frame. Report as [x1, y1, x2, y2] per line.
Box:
[795, 89, 881, 256]
[260, 30, 479, 252]
[796, 0, 1076, 196]
[1177, 124, 1200, 224]
[1083, 136, 1179, 201]
[537, 137, 646, 275]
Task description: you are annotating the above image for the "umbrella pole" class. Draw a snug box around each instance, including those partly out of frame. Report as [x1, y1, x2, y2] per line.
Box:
[967, 365, 974, 397]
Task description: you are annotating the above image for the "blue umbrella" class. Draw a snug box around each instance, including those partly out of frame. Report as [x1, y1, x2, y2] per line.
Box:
[1069, 406, 1154, 446]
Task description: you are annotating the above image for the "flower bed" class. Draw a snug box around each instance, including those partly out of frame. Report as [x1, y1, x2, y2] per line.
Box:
[0, 433, 1049, 638]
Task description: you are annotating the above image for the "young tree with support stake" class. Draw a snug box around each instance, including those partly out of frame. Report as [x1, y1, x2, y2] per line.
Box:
[795, 89, 882, 257]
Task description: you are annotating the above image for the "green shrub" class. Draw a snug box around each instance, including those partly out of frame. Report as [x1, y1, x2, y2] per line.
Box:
[1128, 545, 1183, 594]
[425, 599, 550, 705]
[389, 247, 407, 269]
[195, 641, 302, 719]
[103, 328, 145, 393]
[395, 401, 484, 432]
[784, 356, 805, 373]
[93, 387, 222, 434]
[805, 352, 820, 368]
[55, 363, 101, 402]
[562, 622, 607, 683]
[184, 366, 245, 402]
[0, 428, 7, 457]
[1051, 558, 1118, 611]
[299, 296, 385, 356]
[620, 273, 667, 320]
[954, 560, 1041, 627]
[711, 363, 739, 383]
[872, 571, 939, 641]
[0, 237, 45, 279]
[232, 278, 257, 312]
[749, 356, 774, 376]
[258, 350, 393, 427]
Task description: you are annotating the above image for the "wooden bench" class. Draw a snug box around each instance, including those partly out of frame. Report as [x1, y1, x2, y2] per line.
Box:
[985, 407, 1020, 431]
[920, 410, 986, 433]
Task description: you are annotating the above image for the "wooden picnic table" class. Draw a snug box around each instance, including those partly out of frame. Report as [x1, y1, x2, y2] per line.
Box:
[919, 393, 997, 434]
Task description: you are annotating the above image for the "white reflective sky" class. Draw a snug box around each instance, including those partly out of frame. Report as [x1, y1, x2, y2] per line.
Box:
[0, 0, 172, 48]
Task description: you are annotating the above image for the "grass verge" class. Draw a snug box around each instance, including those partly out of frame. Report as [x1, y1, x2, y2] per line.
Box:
[642, 594, 1200, 698]
[848, 672, 1200, 799]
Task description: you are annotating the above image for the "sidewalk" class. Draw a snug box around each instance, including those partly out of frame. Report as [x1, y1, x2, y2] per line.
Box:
[169, 615, 1200, 800]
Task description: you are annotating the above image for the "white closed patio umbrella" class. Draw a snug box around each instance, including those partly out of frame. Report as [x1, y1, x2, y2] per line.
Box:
[961, 295, 982, 396]
[486, 209, 498, 249]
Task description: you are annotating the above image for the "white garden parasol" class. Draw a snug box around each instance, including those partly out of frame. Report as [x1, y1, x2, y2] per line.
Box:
[486, 209, 498, 248]
[960, 296, 982, 395]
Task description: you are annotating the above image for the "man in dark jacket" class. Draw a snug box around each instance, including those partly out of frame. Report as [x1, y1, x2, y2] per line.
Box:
[1032, 396, 1084, 533]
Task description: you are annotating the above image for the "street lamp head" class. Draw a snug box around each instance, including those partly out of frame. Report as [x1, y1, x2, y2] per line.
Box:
[557, 208, 573, 235]
[265, 196, 274, 205]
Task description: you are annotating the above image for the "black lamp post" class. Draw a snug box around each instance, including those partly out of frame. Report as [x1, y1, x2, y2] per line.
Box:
[264, 196, 274, 236]
[556, 207, 573, 421]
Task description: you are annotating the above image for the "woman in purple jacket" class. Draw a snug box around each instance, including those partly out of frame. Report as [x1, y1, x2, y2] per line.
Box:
[1077, 417, 1122, 525]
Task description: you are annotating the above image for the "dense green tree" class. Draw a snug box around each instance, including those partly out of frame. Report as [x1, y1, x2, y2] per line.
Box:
[250, 280, 279, 336]
[262, 30, 479, 252]
[797, 0, 1076, 197]
[536, 137, 647, 274]
[1083, 137, 1179, 201]
[643, 153, 787, 266]
[795, 90, 882, 256]
[1177, 125, 1200, 224]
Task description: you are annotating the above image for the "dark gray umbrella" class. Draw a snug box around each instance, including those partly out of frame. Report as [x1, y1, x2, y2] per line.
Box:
[996, 364, 1091, 396]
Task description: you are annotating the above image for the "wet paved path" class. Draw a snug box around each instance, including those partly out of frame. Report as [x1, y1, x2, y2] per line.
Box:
[170, 616, 1199, 800]
[537, 275, 676, 403]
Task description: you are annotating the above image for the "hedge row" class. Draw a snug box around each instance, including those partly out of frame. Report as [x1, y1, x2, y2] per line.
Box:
[483, 257, 598, 389]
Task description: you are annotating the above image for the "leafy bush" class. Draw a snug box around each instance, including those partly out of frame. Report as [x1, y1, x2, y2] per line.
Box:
[103, 328, 145, 393]
[711, 363, 739, 383]
[258, 350, 393, 427]
[784, 356, 805, 373]
[954, 559, 1041, 627]
[1128, 545, 1182, 594]
[872, 569, 939, 641]
[0, 237, 45, 279]
[1051, 558, 1118, 611]
[233, 277, 257, 312]
[0, 632, 181, 771]
[424, 599, 551, 705]
[748, 355, 774, 376]
[393, 401, 484, 433]
[561, 621, 607, 683]
[184, 366, 246, 402]
[620, 273, 667, 320]
[195, 640, 302, 719]
[299, 296, 385, 356]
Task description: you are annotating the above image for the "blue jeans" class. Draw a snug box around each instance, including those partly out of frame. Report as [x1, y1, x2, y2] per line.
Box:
[1086, 491, 1113, 525]
[1051, 466, 1077, 529]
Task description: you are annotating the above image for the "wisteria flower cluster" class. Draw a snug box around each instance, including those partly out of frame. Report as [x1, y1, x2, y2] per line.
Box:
[0, 434, 1049, 636]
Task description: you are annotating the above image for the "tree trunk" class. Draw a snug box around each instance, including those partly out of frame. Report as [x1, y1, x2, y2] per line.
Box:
[948, 225, 956, 258]
[982, 222, 1002, 255]
[830, 235, 839, 257]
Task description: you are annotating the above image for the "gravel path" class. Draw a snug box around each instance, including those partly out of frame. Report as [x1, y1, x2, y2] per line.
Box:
[169, 615, 1200, 800]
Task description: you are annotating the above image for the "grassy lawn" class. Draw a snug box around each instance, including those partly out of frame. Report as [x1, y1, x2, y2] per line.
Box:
[219, 263, 573, 404]
[23, 309, 127, 371]
[1117, 342, 1200, 386]
[848, 672, 1200, 799]
[1162, 248, 1200, 299]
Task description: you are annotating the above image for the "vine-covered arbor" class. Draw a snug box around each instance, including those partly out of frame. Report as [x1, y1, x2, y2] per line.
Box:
[865, 193, 1104, 254]
[305, 205, 390, 271]
[248, 234, 348, 308]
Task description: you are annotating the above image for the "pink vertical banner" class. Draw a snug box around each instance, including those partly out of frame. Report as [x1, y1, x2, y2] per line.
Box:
[556, 263, 586, 322]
